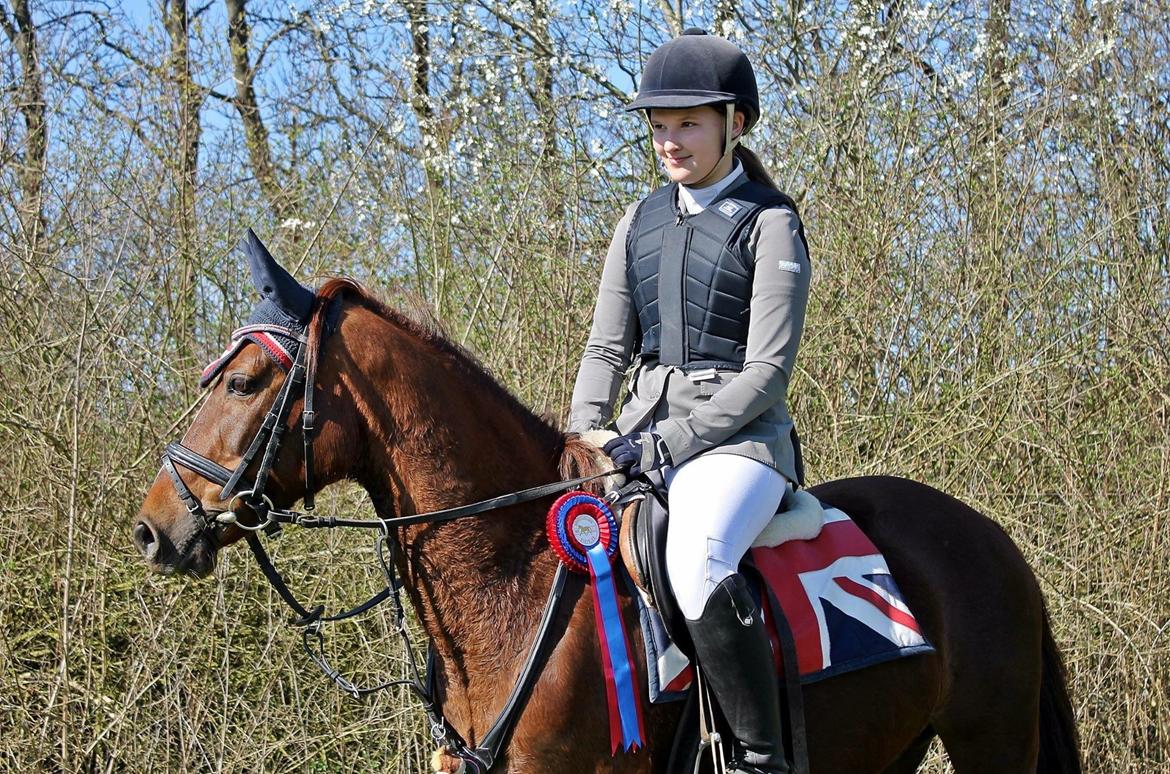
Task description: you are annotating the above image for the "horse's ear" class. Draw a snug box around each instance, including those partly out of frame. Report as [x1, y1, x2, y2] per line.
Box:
[242, 228, 314, 323]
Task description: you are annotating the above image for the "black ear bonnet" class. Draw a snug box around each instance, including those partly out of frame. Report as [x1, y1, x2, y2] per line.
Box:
[200, 230, 316, 387]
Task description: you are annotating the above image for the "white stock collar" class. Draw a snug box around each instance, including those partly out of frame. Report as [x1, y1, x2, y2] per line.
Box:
[678, 160, 745, 215]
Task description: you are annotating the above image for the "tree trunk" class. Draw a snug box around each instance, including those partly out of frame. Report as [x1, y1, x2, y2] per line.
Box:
[1, 0, 48, 256]
[968, 0, 1013, 373]
[163, 0, 202, 355]
[524, 0, 568, 235]
[402, 0, 453, 314]
[225, 0, 290, 221]
[405, 0, 438, 193]
[1078, 2, 1147, 363]
[527, 0, 557, 166]
[656, 0, 683, 35]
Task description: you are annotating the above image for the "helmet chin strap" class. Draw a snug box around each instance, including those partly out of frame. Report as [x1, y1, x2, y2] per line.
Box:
[690, 103, 741, 188]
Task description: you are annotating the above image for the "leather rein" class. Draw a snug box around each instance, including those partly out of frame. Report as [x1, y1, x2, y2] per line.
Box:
[161, 308, 616, 772]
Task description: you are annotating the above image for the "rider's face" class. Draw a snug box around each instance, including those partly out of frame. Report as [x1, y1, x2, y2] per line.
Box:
[650, 106, 743, 187]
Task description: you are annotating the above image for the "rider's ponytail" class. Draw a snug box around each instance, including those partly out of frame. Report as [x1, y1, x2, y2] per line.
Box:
[734, 144, 779, 191]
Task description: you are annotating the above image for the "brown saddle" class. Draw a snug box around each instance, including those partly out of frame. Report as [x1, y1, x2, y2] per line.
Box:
[617, 480, 691, 650]
[617, 479, 817, 646]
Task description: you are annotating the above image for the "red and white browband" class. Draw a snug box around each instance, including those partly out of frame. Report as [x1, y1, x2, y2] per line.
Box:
[199, 324, 304, 387]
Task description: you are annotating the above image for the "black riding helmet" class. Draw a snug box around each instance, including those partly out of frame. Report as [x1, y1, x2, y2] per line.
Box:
[624, 28, 760, 132]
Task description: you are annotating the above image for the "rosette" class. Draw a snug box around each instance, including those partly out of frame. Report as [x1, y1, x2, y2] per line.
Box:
[547, 491, 644, 754]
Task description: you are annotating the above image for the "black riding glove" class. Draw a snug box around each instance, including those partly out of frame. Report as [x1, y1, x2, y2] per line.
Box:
[603, 431, 672, 476]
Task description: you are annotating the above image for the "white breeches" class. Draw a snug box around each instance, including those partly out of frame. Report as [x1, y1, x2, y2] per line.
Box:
[663, 453, 787, 620]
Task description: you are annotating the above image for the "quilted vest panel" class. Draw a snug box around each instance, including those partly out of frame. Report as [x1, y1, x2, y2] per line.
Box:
[625, 178, 803, 368]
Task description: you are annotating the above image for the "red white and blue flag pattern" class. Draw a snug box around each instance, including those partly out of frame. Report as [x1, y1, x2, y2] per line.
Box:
[751, 506, 933, 680]
[639, 502, 932, 702]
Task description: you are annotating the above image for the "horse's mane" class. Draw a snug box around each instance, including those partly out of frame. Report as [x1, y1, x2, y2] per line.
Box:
[308, 277, 603, 483]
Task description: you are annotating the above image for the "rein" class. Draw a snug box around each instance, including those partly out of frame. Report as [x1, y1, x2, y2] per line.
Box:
[161, 310, 619, 772]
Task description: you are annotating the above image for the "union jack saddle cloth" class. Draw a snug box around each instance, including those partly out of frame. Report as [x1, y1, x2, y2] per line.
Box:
[618, 486, 934, 704]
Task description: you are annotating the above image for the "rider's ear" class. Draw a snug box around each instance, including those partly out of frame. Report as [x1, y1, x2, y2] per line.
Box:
[242, 228, 315, 323]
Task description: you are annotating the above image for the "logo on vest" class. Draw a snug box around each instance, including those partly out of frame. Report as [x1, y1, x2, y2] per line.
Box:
[717, 200, 742, 218]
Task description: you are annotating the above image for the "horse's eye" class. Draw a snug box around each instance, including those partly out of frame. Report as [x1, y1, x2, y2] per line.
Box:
[226, 373, 253, 396]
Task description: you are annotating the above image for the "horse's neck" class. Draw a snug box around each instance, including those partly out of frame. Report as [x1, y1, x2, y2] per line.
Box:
[346, 307, 565, 737]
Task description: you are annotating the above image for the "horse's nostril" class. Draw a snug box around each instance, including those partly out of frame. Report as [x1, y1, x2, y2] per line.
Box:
[134, 520, 158, 561]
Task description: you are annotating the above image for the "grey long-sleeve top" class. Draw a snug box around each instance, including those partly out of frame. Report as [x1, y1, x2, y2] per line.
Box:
[568, 181, 811, 479]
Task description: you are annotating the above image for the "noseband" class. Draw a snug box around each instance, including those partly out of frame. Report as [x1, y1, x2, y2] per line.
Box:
[158, 302, 617, 771]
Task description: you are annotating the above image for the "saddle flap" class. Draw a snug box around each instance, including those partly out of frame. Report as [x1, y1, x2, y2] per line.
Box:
[617, 483, 692, 650]
[618, 498, 648, 591]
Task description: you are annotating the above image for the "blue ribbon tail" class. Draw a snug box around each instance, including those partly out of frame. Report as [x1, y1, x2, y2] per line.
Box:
[587, 543, 644, 751]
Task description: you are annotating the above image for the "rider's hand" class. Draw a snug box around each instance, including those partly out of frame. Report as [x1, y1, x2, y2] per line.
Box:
[602, 431, 672, 476]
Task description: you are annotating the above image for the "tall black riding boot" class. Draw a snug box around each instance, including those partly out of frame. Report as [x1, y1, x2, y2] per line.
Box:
[687, 573, 790, 774]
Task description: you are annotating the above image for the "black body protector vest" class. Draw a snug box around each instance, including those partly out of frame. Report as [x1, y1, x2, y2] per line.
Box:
[626, 178, 808, 370]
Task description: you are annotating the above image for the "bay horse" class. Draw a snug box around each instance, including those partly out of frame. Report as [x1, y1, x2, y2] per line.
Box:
[134, 250, 1081, 772]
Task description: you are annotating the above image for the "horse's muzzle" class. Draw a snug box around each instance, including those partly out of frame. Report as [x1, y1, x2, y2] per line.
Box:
[133, 514, 216, 578]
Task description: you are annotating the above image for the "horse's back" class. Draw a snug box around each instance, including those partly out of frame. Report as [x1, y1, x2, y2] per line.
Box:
[805, 475, 1050, 771]
[808, 475, 1044, 635]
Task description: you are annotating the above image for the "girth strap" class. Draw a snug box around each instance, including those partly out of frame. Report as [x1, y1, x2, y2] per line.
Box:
[763, 583, 810, 774]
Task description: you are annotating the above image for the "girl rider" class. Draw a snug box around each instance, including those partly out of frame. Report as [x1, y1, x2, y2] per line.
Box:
[568, 29, 810, 774]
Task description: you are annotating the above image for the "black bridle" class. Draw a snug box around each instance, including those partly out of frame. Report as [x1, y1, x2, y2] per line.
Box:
[160, 311, 618, 772]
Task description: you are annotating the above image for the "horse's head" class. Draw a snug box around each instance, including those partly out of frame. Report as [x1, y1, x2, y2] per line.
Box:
[134, 231, 349, 577]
